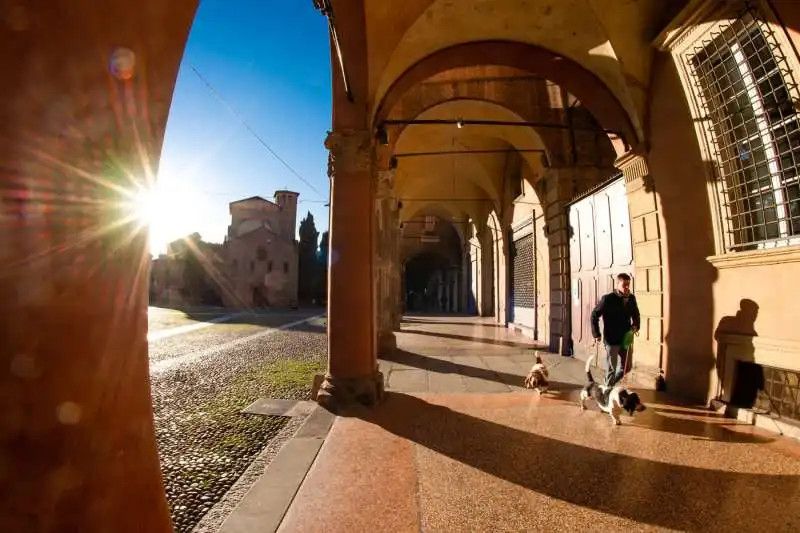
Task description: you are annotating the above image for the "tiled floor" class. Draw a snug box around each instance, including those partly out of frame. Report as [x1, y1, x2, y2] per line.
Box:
[276, 315, 800, 532]
[381, 315, 575, 394]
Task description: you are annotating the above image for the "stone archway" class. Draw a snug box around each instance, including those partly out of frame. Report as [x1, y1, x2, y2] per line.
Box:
[486, 210, 507, 324]
[373, 40, 638, 155]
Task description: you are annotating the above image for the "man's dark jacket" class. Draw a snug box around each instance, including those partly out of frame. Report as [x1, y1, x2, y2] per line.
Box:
[590, 292, 641, 346]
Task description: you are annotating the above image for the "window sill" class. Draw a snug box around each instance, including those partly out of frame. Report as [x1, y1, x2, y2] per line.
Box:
[707, 245, 800, 269]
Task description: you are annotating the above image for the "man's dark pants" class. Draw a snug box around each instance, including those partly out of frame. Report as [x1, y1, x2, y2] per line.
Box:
[604, 343, 628, 387]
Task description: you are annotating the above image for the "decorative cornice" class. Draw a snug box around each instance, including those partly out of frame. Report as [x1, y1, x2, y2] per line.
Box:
[511, 215, 533, 233]
[707, 245, 800, 269]
[652, 0, 732, 52]
[718, 333, 800, 358]
[614, 151, 649, 181]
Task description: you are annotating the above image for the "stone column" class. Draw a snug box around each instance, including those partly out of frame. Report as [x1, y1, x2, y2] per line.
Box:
[450, 270, 457, 313]
[454, 271, 459, 313]
[615, 152, 665, 381]
[462, 243, 470, 313]
[389, 194, 402, 331]
[480, 228, 495, 317]
[444, 270, 451, 313]
[0, 2, 199, 529]
[394, 267, 402, 328]
[542, 165, 618, 355]
[318, 130, 383, 409]
[396, 262, 405, 325]
[542, 168, 575, 354]
[437, 271, 444, 312]
[376, 169, 398, 355]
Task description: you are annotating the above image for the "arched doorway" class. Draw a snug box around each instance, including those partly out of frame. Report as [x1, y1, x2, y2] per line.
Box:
[399, 212, 465, 314]
[404, 252, 453, 312]
[252, 285, 269, 308]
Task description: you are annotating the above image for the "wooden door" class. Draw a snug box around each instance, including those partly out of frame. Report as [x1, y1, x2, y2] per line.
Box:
[569, 206, 583, 344]
[568, 176, 635, 359]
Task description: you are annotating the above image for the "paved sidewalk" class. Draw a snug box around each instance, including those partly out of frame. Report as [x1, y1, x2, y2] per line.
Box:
[222, 314, 800, 533]
[279, 391, 800, 532]
[382, 314, 593, 394]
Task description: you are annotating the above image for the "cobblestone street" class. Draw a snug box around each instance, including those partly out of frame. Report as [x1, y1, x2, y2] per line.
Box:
[147, 307, 327, 533]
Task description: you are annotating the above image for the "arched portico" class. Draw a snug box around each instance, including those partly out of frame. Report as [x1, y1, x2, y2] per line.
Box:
[323, 24, 636, 398]
[8, 1, 800, 530]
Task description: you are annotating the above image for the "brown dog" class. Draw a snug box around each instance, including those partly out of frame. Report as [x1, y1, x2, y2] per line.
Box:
[524, 353, 549, 395]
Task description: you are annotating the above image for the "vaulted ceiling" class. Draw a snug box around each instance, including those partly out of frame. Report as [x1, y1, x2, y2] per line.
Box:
[331, 0, 688, 226]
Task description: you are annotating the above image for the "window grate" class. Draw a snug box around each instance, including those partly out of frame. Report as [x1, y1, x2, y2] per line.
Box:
[511, 233, 535, 309]
[753, 365, 800, 423]
[685, 4, 800, 251]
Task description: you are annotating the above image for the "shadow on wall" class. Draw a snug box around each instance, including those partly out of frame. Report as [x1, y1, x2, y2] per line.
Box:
[647, 52, 719, 404]
[714, 298, 760, 406]
[345, 393, 799, 530]
[714, 298, 759, 338]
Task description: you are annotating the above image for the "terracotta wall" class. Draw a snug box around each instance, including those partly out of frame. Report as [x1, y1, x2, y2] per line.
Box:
[713, 263, 800, 341]
[649, 45, 800, 403]
[1, 1, 199, 529]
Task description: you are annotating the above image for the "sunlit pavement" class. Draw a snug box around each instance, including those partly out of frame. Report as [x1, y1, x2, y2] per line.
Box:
[272, 315, 800, 533]
[146, 306, 326, 533]
[148, 305, 232, 332]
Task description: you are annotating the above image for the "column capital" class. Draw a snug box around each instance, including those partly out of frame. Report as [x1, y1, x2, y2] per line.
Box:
[324, 129, 372, 177]
[614, 151, 654, 190]
[614, 150, 648, 179]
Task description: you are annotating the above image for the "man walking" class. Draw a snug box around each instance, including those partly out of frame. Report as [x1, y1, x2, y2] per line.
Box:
[590, 273, 640, 387]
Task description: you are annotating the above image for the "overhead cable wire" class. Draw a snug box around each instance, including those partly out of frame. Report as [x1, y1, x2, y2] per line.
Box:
[188, 64, 329, 201]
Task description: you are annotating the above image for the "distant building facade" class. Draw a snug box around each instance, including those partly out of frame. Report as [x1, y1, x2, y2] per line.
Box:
[150, 236, 225, 307]
[222, 190, 299, 308]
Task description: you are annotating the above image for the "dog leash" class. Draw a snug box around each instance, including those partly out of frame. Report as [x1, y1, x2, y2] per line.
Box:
[531, 350, 563, 373]
[592, 333, 636, 387]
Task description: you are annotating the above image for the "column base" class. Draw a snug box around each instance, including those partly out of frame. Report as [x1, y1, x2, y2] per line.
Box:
[316, 370, 385, 411]
[378, 330, 397, 356]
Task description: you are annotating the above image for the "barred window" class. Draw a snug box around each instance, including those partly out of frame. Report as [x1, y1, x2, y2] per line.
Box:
[511, 233, 535, 309]
[685, 6, 800, 251]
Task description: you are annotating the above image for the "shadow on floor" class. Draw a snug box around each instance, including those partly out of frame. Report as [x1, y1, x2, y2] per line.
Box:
[545, 387, 775, 444]
[402, 316, 507, 328]
[382, 349, 581, 393]
[343, 393, 799, 531]
[401, 328, 543, 349]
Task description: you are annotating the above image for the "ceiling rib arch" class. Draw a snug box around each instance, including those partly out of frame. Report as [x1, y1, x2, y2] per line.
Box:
[373, 40, 636, 155]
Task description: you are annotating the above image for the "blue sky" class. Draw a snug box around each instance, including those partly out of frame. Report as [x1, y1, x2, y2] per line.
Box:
[152, 0, 332, 253]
